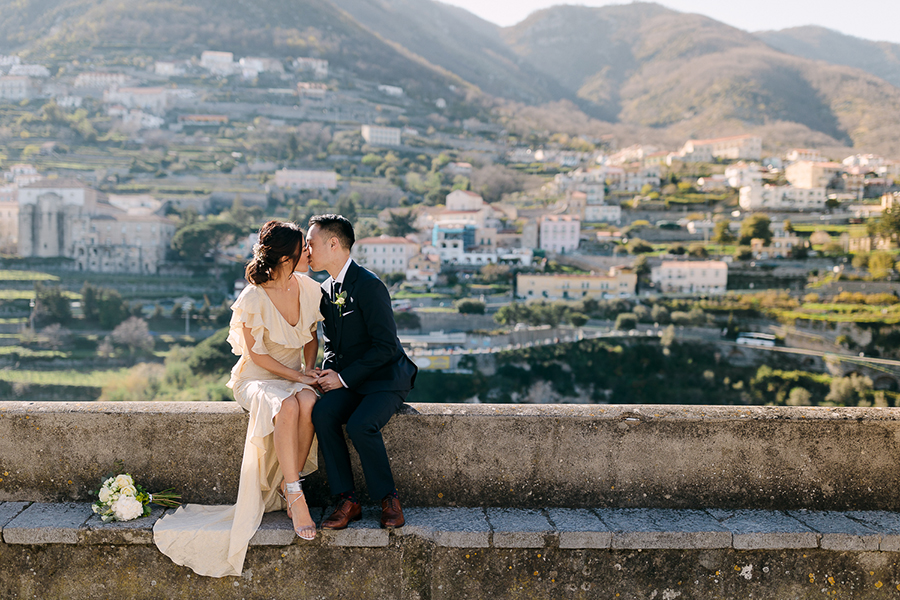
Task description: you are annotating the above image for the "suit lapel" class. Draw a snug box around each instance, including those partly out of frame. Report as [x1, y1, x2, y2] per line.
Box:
[333, 261, 359, 350]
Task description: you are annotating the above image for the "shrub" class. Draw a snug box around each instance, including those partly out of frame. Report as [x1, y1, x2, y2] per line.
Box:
[186, 327, 233, 375]
[394, 311, 422, 330]
[455, 299, 486, 314]
[614, 313, 637, 330]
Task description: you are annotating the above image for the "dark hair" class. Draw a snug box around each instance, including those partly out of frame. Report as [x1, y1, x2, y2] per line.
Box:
[245, 220, 304, 285]
[308, 213, 355, 250]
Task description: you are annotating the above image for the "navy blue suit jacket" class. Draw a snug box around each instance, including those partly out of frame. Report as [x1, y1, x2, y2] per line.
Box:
[320, 261, 417, 394]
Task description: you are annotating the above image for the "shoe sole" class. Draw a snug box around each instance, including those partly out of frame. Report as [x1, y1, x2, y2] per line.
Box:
[321, 514, 362, 530]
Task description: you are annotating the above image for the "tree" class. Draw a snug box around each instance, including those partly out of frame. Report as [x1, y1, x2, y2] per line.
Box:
[33, 283, 71, 326]
[712, 221, 735, 244]
[688, 243, 709, 258]
[614, 313, 637, 330]
[568, 312, 589, 327]
[335, 195, 359, 223]
[869, 251, 895, 279]
[627, 238, 653, 254]
[494, 302, 530, 326]
[385, 211, 417, 237]
[394, 311, 421, 331]
[82, 284, 129, 329]
[632, 255, 651, 276]
[186, 327, 233, 375]
[786, 387, 812, 406]
[870, 206, 900, 241]
[650, 304, 670, 324]
[111, 317, 154, 354]
[171, 219, 244, 260]
[739, 214, 772, 246]
[783, 219, 794, 233]
[733, 246, 753, 261]
[455, 299, 486, 314]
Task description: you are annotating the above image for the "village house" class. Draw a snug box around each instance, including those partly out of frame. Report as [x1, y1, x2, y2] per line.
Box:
[739, 184, 826, 211]
[540, 214, 580, 254]
[271, 169, 338, 190]
[73, 72, 129, 89]
[785, 148, 825, 163]
[17, 180, 175, 274]
[103, 87, 170, 115]
[361, 125, 401, 147]
[353, 235, 419, 274]
[293, 57, 328, 78]
[785, 160, 843, 189]
[678, 134, 762, 162]
[651, 260, 728, 294]
[200, 51, 236, 75]
[518, 267, 636, 301]
[0, 76, 33, 100]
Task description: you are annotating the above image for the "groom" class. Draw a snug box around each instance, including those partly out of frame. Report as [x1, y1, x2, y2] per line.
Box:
[306, 214, 418, 529]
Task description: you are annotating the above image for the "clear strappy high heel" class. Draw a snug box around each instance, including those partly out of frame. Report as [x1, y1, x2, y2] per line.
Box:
[283, 479, 316, 541]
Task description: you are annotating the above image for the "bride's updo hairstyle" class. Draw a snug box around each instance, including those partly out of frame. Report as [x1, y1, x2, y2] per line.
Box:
[245, 220, 304, 285]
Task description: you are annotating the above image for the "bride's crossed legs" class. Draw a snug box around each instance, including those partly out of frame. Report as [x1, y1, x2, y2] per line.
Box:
[273, 389, 317, 539]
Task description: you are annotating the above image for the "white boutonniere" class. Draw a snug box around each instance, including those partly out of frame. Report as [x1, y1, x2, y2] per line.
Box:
[333, 290, 349, 316]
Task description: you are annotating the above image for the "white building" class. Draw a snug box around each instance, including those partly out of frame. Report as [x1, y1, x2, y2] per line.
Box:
[104, 87, 170, 115]
[272, 169, 338, 190]
[651, 260, 728, 294]
[679, 135, 762, 162]
[154, 61, 186, 77]
[293, 57, 328, 78]
[17, 180, 175, 273]
[0, 184, 18, 252]
[724, 162, 762, 189]
[585, 204, 621, 223]
[9, 64, 50, 78]
[540, 215, 580, 254]
[0, 55, 21, 67]
[517, 268, 637, 301]
[785, 148, 824, 163]
[361, 125, 401, 147]
[73, 72, 128, 89]
[553, 169, 605, 203]
[445, 189, 484, 212]
[739, 184, 826, 211]
[200, 51, 236, 75]
[785, 161, 843, 189]
[239, 57, 284, 74]
[297, 82, 327, 99]
[377, 84, 404, 97]
[0, 76, 33, 100]
[353, 235, 419, 274]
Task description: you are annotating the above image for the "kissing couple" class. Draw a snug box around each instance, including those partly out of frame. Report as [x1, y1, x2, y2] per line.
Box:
[154, 214, 418, 577]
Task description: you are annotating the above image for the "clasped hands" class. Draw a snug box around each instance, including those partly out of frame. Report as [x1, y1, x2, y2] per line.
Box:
[295, 367, 344, 393]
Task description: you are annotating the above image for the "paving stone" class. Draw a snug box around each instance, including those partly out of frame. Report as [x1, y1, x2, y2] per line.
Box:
[788, 510, 880, 551]
[486, 508, 554, 548]
[4, 502, 93, 544]
[845, 511, 900, 552]
[596, 508, 731, 550]
[0, 502, 31, 540]
[708, 509, 818, 550]
[81, 505, 167, 545]
[398, 507, 490, 548]
[247, 507, 324, 546]
[319, 506, 388, 547]
[548, 508, 611, 549]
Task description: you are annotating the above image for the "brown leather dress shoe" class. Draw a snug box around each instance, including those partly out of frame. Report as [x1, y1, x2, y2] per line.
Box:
[321, 499, 362, 530]
[381, 496, 405, 529]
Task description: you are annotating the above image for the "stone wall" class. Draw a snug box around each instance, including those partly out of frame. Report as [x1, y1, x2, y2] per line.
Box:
[2, 402, 900, 510]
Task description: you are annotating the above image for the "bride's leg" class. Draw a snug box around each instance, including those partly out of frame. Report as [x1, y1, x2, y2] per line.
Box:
[274, 393, 315, 539]
[295, 389, 318, 471]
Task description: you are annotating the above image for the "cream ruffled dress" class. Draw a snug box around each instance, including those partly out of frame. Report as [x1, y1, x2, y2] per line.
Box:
[154, 273, 323, 578]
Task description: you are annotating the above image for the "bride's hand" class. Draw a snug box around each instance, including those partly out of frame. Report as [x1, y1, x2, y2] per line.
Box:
[296, 370, 319, 386]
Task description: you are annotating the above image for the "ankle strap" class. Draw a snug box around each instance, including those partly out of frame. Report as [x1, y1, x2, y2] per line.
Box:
[285, 480, 303, 494]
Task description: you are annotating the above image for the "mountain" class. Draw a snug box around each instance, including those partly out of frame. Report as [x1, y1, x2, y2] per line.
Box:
[329, 0, 569, 104]
[501, 3, 900, 155]
[757, 26, 900, 89]
[0, 0, 467, 98]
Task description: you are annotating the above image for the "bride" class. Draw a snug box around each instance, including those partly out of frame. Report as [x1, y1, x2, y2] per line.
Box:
[154, 220, 323, 577]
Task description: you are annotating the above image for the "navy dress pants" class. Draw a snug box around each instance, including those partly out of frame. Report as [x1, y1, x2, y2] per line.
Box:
[312, 387, 406, 501]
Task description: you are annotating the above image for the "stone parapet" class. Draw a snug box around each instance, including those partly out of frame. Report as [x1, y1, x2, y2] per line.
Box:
[3, 502, 900, 599]
[2, 402, 900, 510]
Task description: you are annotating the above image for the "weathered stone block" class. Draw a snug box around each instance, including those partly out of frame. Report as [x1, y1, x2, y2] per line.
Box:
[0, 501, 30, 539]
[319, 506, 388, 547]
[709, 509, 818, 549]
[398, 507, 490, 548]
[597, 508, 731, 549]
[845, 510, 900, 551]
[81, 505, 167, 545]
[548, 508, 611, 549]
[486, 507, 554, 548]
[4, 502, 92, 544]
[788, 510, 880, 551]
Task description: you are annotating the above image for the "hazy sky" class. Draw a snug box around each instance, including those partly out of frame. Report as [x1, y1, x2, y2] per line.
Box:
[440, 0, 900, 44]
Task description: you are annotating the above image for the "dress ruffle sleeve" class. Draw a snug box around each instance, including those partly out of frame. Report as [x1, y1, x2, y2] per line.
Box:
[226, 286, 269, 356]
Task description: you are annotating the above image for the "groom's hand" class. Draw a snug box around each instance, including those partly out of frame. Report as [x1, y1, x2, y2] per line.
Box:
[318, 369, 345, 392]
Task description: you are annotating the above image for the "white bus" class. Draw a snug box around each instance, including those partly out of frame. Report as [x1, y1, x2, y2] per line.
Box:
[736, 332, 776, 347]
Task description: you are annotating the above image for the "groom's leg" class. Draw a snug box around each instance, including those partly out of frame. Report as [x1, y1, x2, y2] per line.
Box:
[345, 390, 406, 501]
[312, 387, 361, 496]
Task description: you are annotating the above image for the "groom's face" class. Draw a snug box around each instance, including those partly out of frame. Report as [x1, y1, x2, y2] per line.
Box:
[306, 224, 330, 272]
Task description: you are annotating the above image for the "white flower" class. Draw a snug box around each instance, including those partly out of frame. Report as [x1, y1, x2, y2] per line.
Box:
[119, 484, 137, 497]
[103, 477, 116, 488]
[98, 488, 112, 503]
[111, 495, 144, 521]
[114, 474, 133, 489]
[91, 504, 100, 514]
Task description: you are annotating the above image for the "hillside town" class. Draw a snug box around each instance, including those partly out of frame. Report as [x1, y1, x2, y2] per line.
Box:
[3, 43, 900, 408]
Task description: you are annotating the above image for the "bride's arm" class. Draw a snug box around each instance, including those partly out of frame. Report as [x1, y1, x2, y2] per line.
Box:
[303, 324, 319, 376]
[242, 325, 318, 385]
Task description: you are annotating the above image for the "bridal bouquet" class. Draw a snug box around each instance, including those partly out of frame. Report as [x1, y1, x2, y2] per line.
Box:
[92, 473, 181, 522]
